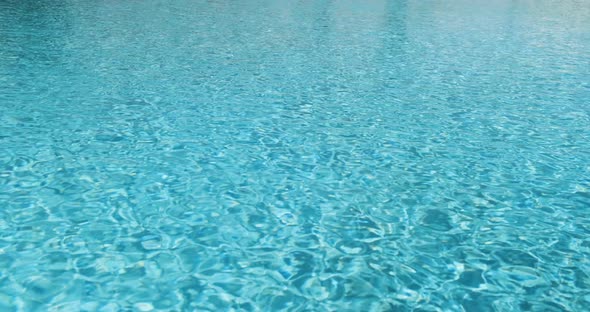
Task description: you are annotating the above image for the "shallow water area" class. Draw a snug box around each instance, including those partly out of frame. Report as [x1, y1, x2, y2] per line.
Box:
[1, 0, 590, 311]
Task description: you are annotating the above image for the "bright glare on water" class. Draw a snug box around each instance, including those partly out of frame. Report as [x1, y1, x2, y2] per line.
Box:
[1, 0, 590, 311]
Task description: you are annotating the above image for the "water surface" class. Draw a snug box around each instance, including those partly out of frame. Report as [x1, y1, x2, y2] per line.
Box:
[1, 0, 590, 311]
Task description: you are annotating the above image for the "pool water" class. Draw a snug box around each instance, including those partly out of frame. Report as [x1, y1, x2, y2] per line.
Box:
[1, 0, 590, 311]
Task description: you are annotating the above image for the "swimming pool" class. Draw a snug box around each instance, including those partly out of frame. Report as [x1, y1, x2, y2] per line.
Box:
[1, 0, 589, 310]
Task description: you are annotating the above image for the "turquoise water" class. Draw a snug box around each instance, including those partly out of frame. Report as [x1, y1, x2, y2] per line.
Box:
[1, 0, 590, 310]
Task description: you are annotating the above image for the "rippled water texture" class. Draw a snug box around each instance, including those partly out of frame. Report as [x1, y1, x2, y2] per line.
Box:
[1, 0, 590, 311]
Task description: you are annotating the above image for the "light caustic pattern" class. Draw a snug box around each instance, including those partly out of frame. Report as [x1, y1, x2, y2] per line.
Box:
[1, 0, 590, 311]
